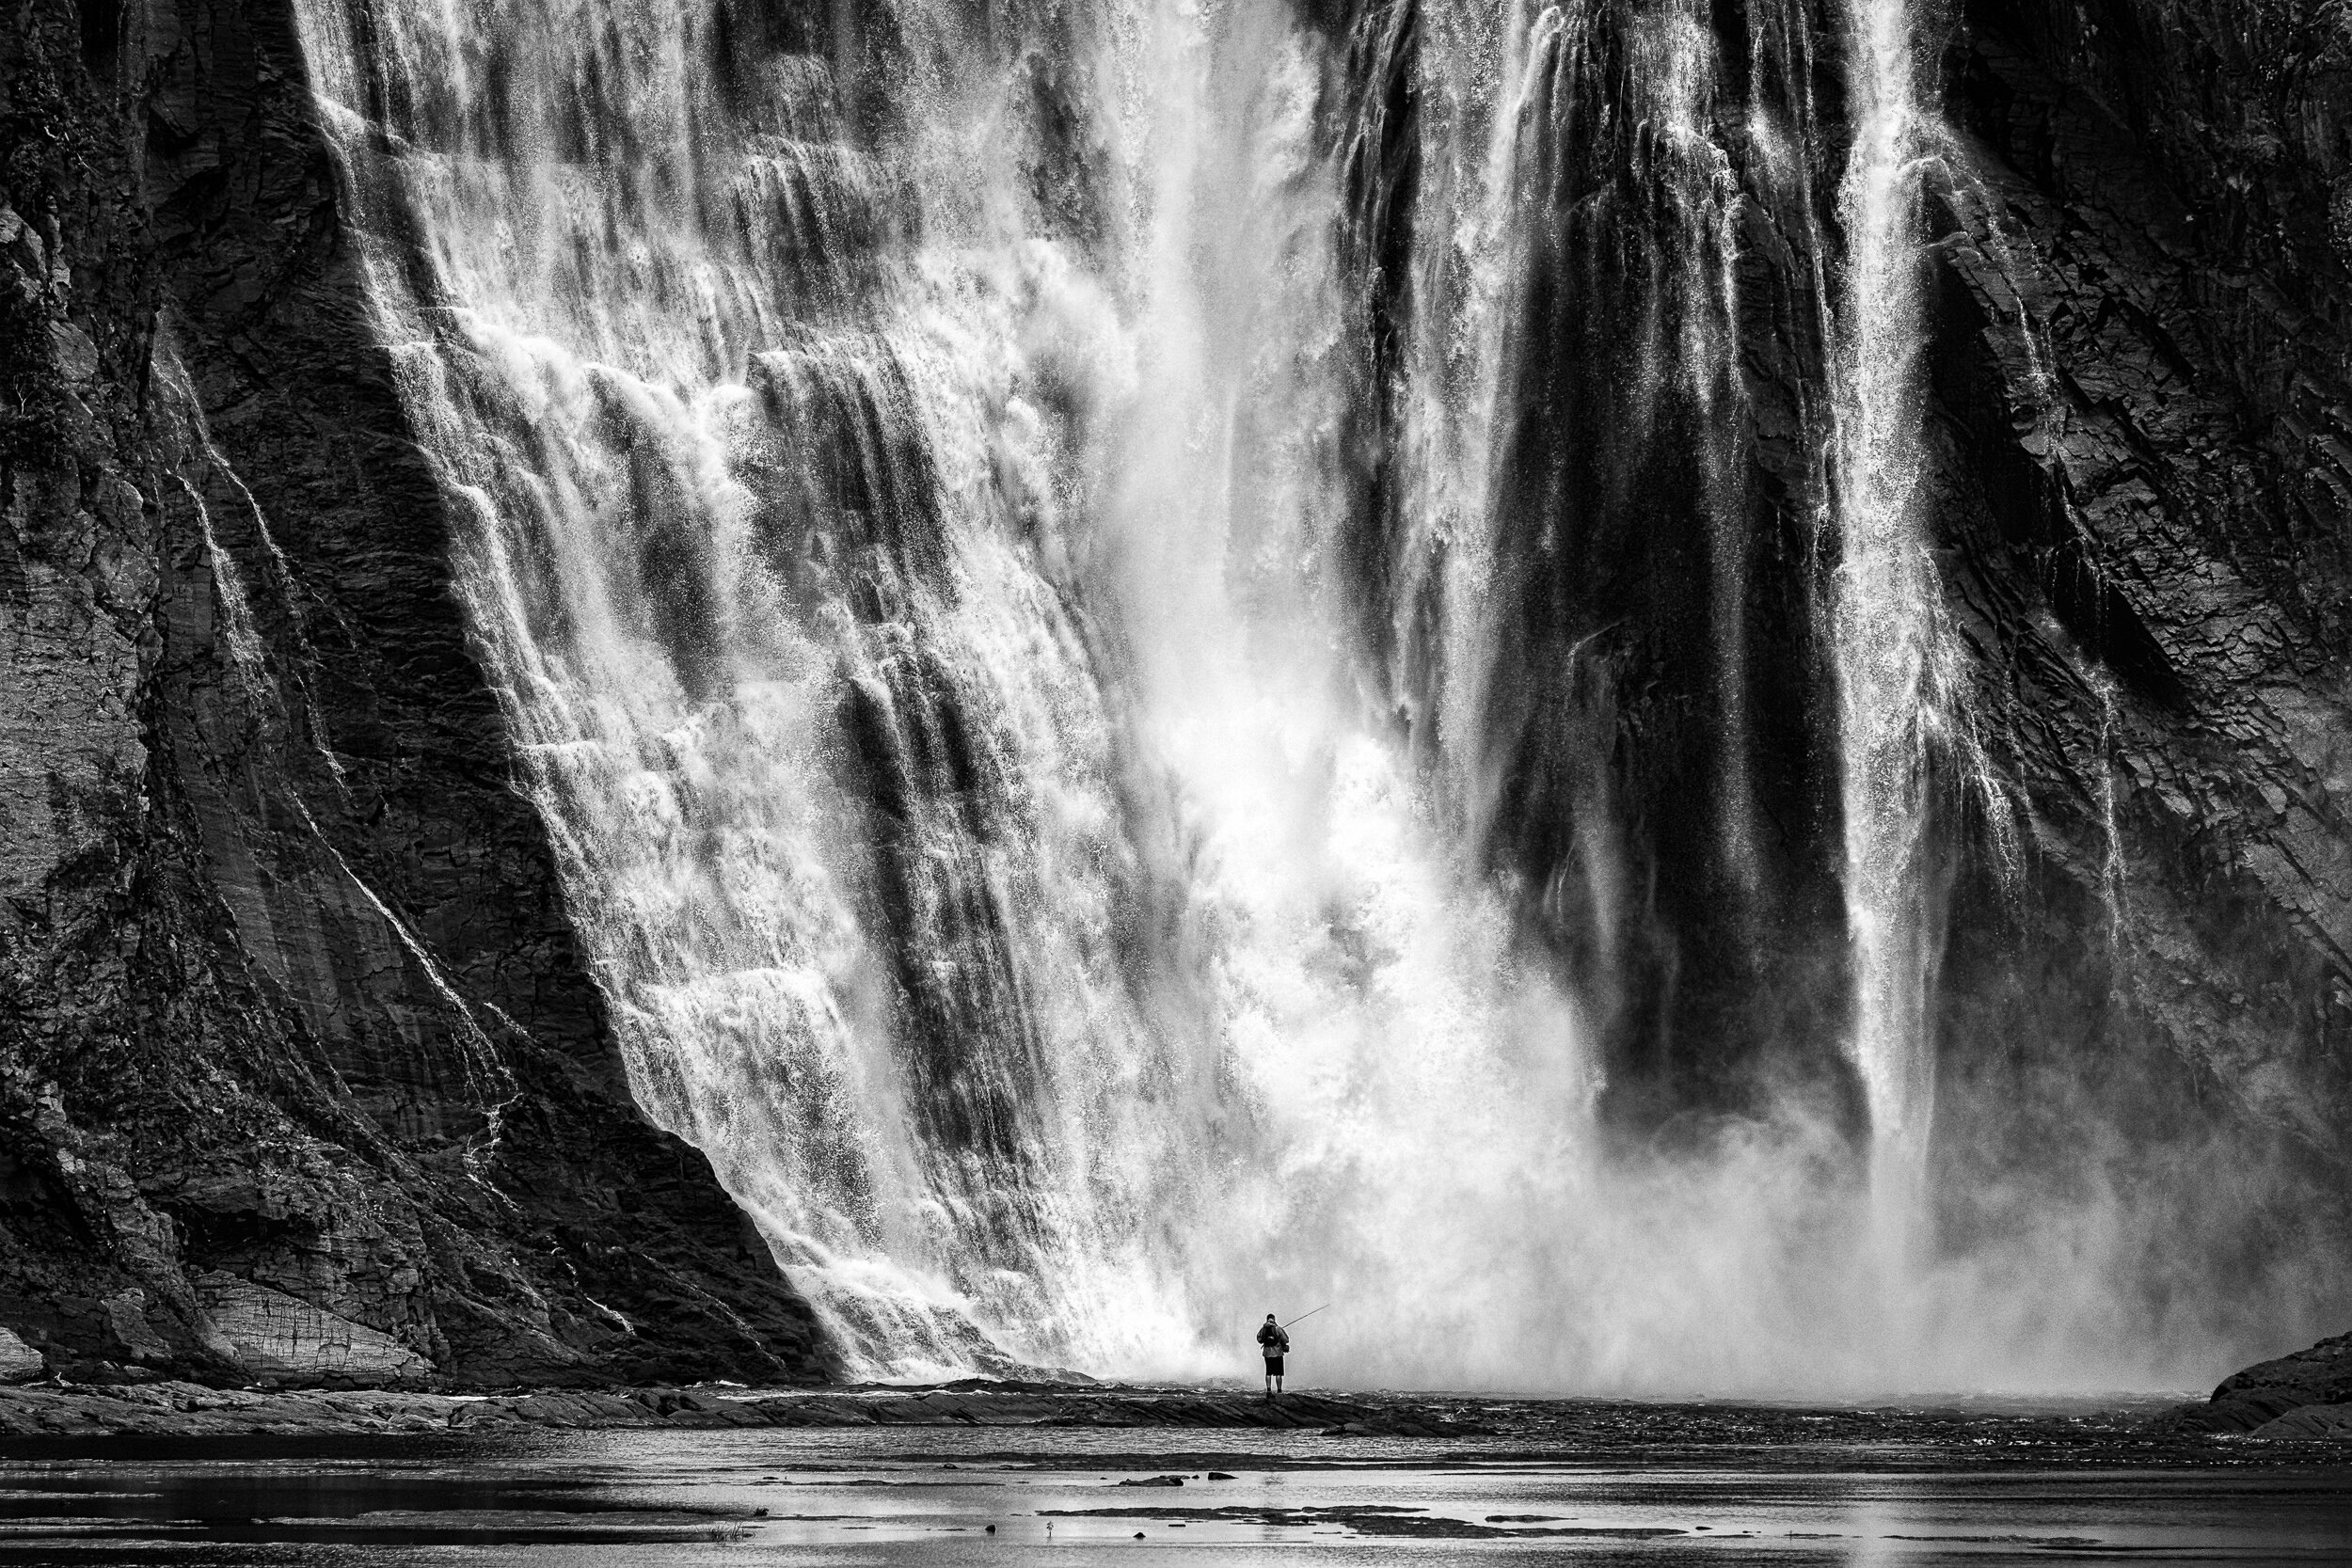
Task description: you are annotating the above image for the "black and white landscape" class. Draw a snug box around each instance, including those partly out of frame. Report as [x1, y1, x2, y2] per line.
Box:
[0, 0, 2348, 1551]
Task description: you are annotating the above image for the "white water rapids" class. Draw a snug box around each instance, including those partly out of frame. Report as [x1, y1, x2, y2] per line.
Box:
[282, 0, 2237, 1391]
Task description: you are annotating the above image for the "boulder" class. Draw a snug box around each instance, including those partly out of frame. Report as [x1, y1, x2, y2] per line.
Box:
[0, 1329, 44, 1384]
[194, 1273, 432, 1386]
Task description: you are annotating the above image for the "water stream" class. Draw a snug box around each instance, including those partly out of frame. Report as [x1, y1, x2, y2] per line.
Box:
[1827, 0, 1942, 1255]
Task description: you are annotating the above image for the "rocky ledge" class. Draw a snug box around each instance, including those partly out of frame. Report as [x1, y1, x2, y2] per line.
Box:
[2175, 1331, 2352, 1438]
[0, 1380, 1484, 1440]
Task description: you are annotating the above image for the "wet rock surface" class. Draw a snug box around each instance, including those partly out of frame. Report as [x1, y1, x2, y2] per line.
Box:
[0, 0, 825, 1386]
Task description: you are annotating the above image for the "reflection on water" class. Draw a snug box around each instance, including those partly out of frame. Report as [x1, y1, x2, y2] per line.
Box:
[0, 1412, 2344, 1562]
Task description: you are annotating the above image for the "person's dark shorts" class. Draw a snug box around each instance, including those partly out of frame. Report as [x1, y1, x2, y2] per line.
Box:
[1263, 1355, 1284, 1376]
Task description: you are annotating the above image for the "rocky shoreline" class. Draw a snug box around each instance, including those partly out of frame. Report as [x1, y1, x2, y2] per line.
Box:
[4, 1346, 2350, 1444]
[0, 1380, 1491, 1440]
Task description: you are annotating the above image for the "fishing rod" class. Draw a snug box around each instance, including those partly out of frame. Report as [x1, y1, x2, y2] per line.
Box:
[1281, 1304, 1329, 1330]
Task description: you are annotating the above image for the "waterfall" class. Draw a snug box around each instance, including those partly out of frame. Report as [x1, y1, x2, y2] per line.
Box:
[1828, 0, 1940, 1233]
[279, 0, 2228, 1390]
[284, 0, 1594, 1379]
[1826, 0, 2021, 1250]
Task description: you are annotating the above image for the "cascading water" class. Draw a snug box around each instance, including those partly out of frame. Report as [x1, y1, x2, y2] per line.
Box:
[289, 0, 1212, 1373]
[279, 0, 2266, 1390]
[1826, 0, 2018, 1254]
[1828, 0, 1943, 1234]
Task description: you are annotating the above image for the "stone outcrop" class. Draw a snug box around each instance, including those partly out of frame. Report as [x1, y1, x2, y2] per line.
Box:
[2182, 1329, 2352, 1433]
[0, 0, 829, 1385]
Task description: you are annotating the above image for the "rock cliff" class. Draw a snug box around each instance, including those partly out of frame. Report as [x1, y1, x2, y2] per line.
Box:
[0, 0, 828, 1386]
[1924, 0, 2352, 1310]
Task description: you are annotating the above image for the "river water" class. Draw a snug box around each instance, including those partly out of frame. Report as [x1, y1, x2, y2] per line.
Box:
[1, 1400, 2344, 1563]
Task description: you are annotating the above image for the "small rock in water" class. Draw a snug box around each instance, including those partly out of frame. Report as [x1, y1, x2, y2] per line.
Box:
[1118, 1474, 1184, 1487]
[1134, 1531, 1146, 1539]
[1206, 1471, 1236, 1481]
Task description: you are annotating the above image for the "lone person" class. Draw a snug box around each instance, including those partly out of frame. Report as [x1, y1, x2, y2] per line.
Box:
[1257, 1312, 1290, 1398]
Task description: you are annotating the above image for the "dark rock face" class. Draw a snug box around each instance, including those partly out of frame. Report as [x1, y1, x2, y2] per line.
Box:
[0, 0, 828, 1385]
[1924, 0, 2352, 1306]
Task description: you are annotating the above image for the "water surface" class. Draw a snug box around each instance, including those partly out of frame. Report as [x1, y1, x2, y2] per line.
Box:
[0, 1397, 2343, 1563]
